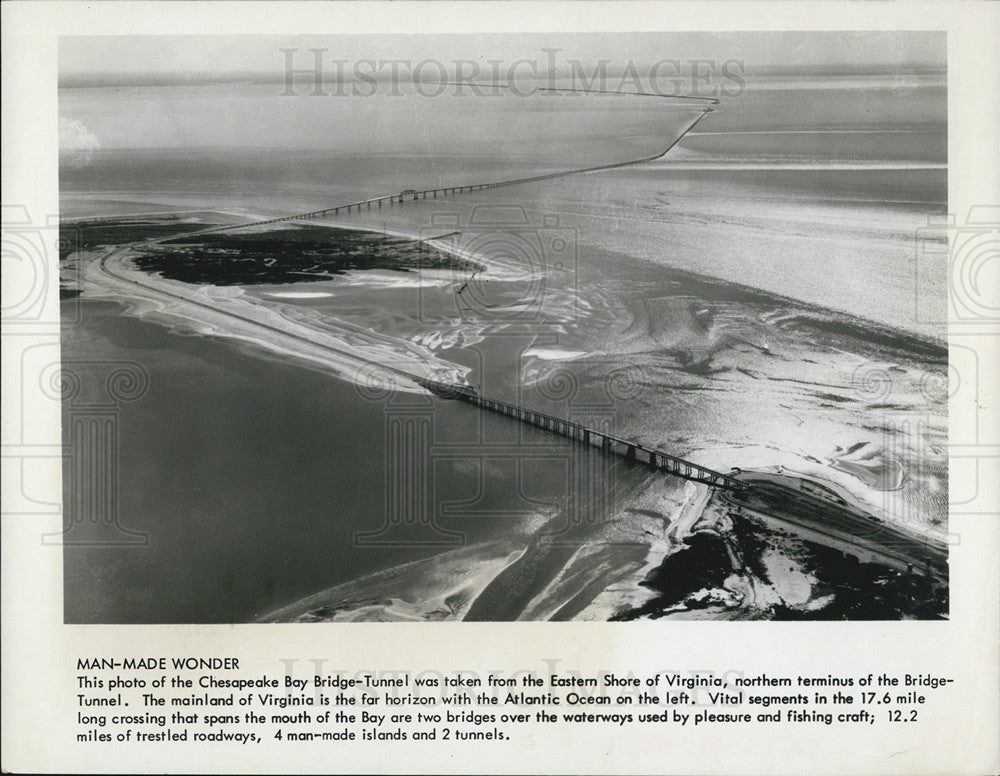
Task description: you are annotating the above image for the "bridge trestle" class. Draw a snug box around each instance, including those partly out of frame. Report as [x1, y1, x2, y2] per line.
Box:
[421, 367, 741, 492]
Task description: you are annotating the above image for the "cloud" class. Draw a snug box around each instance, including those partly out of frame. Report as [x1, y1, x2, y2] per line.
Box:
[59, 116, 100, 168]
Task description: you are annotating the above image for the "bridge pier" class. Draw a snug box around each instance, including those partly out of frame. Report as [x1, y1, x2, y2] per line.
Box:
[440, 384, 743, 493]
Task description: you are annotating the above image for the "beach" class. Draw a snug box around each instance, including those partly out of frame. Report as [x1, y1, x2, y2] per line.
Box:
[60, 66, 948, 622]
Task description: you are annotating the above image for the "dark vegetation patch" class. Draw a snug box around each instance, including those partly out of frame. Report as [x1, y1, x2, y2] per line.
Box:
[131, 225, 482, 285]
[728, 515, 772, 582]
[612, 532, 732, 620]
[59, 216, 212, 259]
[771, 541, 947, 620]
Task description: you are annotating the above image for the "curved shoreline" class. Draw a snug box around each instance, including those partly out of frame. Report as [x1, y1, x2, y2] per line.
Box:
[84, 218, 497, 393]
[71, 210, 948, 622]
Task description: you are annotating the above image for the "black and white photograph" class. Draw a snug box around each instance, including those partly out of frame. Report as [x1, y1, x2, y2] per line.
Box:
[56, 32, 951, 624]
[5, 3, 1000, 774]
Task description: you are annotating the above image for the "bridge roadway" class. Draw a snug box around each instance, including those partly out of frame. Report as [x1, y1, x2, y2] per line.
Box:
[98, 243, 744, 492]
[92, 90, 732, 491]
[720, 472, 948, 580]
[88, 87, 946, 568]
[183, 90, 717, 236]
[99, 242, 948, 575]
[416, 378, 746, 491]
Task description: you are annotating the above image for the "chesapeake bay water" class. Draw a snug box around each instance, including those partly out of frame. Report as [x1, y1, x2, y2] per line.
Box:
[60, 70, 948, 621]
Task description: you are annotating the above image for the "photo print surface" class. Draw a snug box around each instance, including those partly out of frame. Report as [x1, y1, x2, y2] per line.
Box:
[57, 32, 948, 623]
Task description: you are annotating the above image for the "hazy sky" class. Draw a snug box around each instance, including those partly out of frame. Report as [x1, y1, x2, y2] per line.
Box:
[58, 32, 945, 157]
[60, 32, 945, 84]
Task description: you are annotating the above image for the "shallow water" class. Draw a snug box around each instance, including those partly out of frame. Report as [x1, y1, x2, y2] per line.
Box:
[60, 68, 948, 621]
[63, 300, 650, 623]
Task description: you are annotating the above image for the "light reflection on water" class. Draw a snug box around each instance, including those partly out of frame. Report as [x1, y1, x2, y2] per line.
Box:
[60, 70, 948, 621]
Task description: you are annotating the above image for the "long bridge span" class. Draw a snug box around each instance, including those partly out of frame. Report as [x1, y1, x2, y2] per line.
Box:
[417, 378, 747, 492]
[412, 376, 946, 582]
[97, 86, 733, 491]
[189, 88, 717, 235]
[84, 84, 953, 585]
